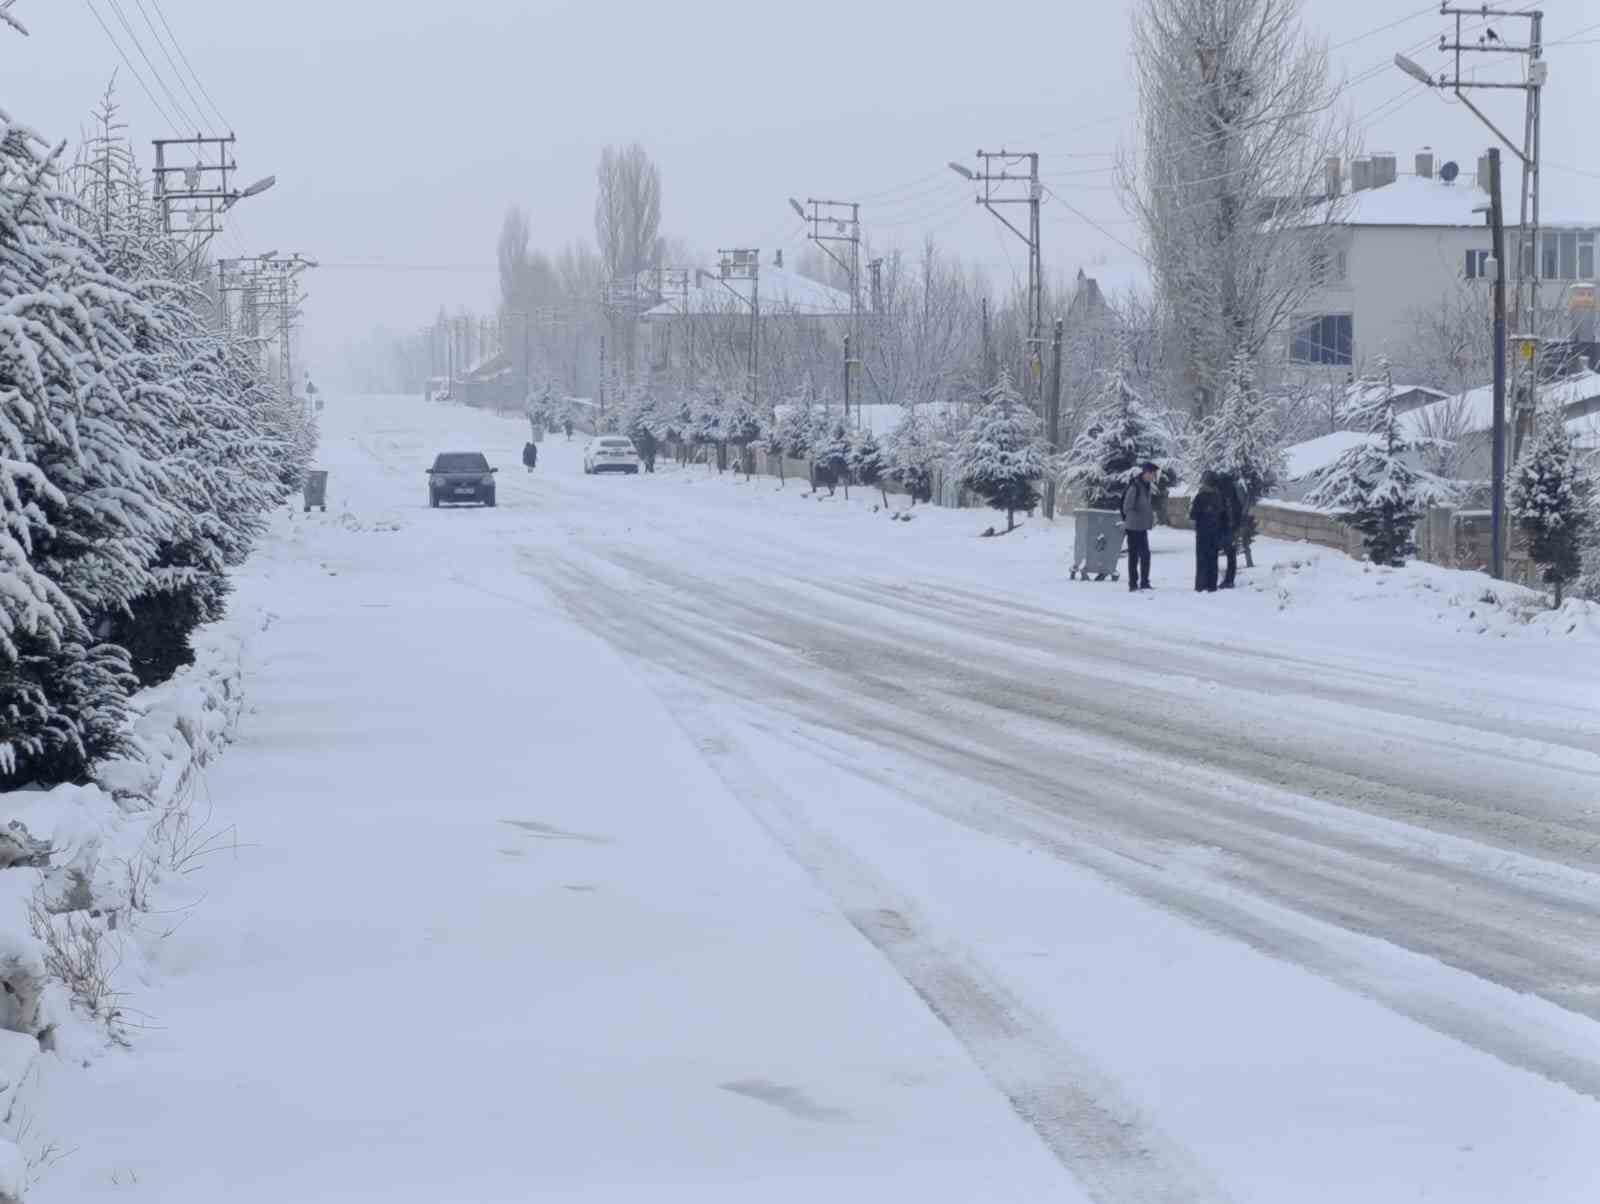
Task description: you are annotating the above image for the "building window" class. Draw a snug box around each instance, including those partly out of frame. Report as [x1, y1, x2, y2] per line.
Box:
[1310, 247, 1348, 285]
[1290, 314, 1353, 365]
[1542, 235, 1559, 280]
[1581, 234, 1596, 281]
[1465, 249, 1491, 279]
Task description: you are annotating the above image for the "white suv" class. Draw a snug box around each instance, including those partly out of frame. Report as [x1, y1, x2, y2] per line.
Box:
[583, 436, 640, 475]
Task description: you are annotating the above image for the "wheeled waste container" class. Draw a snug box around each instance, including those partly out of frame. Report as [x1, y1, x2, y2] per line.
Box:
[1069, 508, 1123, 581]
[302, 469, 328, 513]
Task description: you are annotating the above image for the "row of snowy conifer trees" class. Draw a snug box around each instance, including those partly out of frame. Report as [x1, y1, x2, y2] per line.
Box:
[0, 104, 316, 787]
[538, 349, 1288, 539]
[539, 347, 1593, 599]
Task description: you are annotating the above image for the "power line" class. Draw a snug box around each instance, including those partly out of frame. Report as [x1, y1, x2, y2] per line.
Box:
[146, 0, 231, 131]
[82, 0, 179, 131]
[100, 0, 200, 131]
[132, 0, 217, 136]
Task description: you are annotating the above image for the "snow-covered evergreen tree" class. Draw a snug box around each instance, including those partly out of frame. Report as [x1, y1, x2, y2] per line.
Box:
[1192, 350, 1286, 560]
[1305, 363, 1451, 567]
[1510, 410, 1593, 606]
[885, 406, 941, 504]
[0, 86, 311, 785]
[849, 425, 887, 505]
[1061, 345, 1174, 511]
[771, 395, 815, 487]
[622, 385, 662, 472]
[813, 418, 852, 496]
[722, 395, 763, 480]
[954, 372, 1048, 531]
[690, 392, 724, 470]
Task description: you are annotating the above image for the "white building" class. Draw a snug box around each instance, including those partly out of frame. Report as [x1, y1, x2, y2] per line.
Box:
[1289, 150, 1599, 373]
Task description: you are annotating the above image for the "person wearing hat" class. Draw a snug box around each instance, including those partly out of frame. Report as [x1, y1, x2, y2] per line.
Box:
[1120, 461, 1158, 592]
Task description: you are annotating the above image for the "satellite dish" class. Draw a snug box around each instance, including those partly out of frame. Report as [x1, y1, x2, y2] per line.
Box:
[1440, 161, 1460, 183]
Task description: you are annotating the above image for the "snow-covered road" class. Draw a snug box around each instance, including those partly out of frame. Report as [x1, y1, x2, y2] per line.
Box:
[34, 393, 1600, 1202]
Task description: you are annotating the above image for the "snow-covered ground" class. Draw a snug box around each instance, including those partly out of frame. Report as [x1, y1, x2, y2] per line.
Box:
[29, 393, 1600, 1202]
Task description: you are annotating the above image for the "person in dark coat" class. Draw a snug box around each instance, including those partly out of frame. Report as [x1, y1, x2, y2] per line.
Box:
[1120, 461, 1158, 592]
[522, 441, 538, 472]
[1188, 471, 1231, 593]
[1217, 471, 1248, 588]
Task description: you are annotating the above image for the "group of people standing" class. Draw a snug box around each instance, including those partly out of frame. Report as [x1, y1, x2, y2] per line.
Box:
[1120, 465, 1249, 594]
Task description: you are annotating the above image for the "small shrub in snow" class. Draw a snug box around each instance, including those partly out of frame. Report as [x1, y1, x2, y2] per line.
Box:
[954, 372, 1048, 532]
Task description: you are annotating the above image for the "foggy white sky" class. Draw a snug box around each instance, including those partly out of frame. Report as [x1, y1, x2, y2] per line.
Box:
[11, 0, 1598, 375]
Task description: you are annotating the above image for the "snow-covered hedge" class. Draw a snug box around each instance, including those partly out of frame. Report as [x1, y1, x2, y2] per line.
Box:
[0, 91, 314, 789]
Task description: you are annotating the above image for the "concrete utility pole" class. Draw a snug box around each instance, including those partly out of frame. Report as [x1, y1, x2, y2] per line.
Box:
[153, 135, 274, 270]
[1485, 148, 1509, 581]
[791, 198, 863, 415]
[950, 150, 1043, 402]
[1044, 317, 1065, 520]
[1396, 6, 1546, 460]
[218, 252, 316, 397]
[712, 249, 761, 403]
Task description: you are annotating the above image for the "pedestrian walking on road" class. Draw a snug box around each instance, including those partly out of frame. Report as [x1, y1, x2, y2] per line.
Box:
[1188, 471, 1231, 593]
[564, 420, 574, 441]
[1217, 471, 1248, 588]
[1121, 461, 1158, 592]
[522, 441, 538, 472]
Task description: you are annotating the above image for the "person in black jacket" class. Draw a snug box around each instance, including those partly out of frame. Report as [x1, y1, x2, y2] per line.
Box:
[1188, 471, 1231, 593]
[1217, 471, 1248, 588]
[522, 441, 538, 472]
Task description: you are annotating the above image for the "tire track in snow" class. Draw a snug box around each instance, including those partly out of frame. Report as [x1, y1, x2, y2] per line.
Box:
[530, 546, 1600, 1101]
[653, 681, 1235, 1204]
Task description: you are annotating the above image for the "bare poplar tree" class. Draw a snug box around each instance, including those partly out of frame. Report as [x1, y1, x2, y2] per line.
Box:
[594, 143, 662, 280]
[1126, 0, 1353, 418]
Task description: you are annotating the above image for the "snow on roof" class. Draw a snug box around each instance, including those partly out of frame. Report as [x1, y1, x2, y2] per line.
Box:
[1284, 430, 1369, 481]
[1400, 370, 1600, 439]
[770, 402, 964, 438]
[644, 265, 852, 319]
[1333, 175, 1598, 230]
[1335, 175, 1492, 228]
[1346, 379, 1447, 410]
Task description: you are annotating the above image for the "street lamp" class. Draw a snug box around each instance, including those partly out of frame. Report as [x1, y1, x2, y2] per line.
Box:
[1393, 53, 1436, 87]
[789, 197, 806, 221]
[947, 161, 976, 180]
[223, 175, 276, 211]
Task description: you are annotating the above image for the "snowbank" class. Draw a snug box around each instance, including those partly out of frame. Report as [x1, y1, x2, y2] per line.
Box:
[0, 608, 258, 1190]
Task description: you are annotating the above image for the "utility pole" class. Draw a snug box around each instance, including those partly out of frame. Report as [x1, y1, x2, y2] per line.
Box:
[1487, 147, 1508, 581]
[843, 333, 852, 420]
[152, 135, 274, 270]
[791, 198, 863, 413]
[950, 150, 1043, 402]
[599, 334, 607, 421]
[218, 252, 316, 397]
[712, 249, 761, 403]
[1044, 317, 1064, 520]
[1396, 6, 1545, 461]
[980, 297, 992, 388]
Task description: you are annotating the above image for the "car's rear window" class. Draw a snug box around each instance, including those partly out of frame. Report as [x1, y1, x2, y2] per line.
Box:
[600, 439, 633, 449]
[433, 453, 489, 471]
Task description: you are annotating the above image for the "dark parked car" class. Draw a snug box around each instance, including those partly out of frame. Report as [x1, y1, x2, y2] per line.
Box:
[427, 451, 497, 508]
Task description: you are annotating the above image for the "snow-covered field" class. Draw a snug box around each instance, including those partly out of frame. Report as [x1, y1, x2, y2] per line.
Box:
[30, 392, 1600, 1202]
